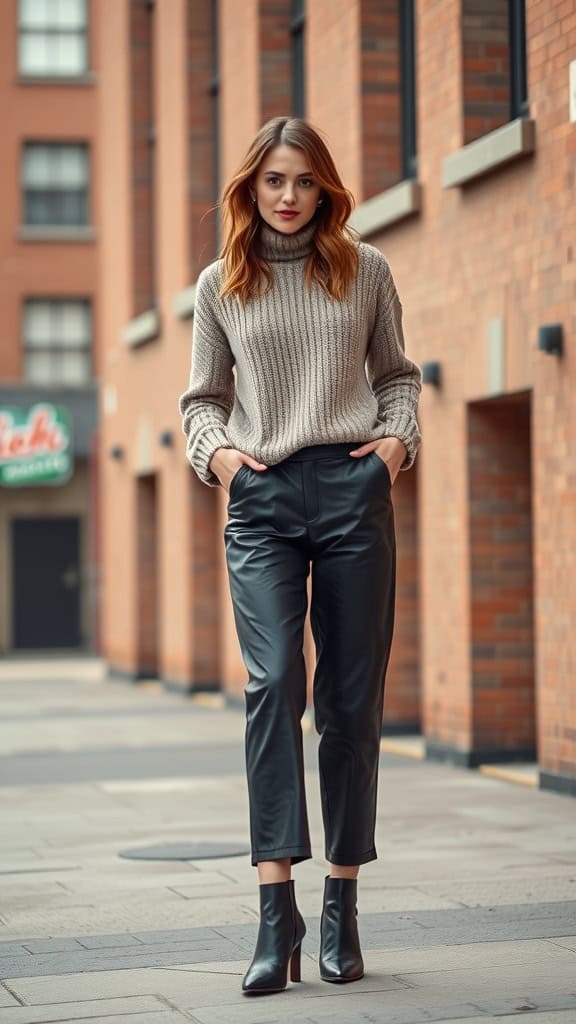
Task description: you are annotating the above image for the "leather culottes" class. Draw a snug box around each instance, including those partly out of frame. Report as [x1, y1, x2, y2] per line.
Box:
[223, 442, 396, 868]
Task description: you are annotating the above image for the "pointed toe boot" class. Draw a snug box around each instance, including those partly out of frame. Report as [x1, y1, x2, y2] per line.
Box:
[242, 879, 306, 995]
[319, 875, 364, 983]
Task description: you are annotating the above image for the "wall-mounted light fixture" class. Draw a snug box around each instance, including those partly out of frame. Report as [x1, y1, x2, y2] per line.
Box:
[158, 429, 174, 448]
[110, 445, 124, 460]
[422, 361, 442, 387]
[538, 323, 563, 357]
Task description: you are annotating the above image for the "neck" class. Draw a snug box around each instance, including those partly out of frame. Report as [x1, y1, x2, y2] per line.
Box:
[258, 216, 318, 263]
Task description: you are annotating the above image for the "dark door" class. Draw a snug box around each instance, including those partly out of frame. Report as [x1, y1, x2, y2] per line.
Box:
[12, 517, 81, 649]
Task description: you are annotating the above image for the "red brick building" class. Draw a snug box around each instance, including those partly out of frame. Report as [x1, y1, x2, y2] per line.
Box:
[0, 0, 100, 653]
[94, 1, 575, 796]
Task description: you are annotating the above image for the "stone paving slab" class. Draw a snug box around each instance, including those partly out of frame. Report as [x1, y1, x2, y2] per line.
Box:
[2, 1010, 189, 1024]
[0, 995, 181, 1023]
[550, 937, 576, 952]
[0, 984, 22, 1007]
[186, 996, 576, 1024]
[2, 908, 576, 979]
[0, 962, 410, 1009]
[0, 744, 251, 785]
[0, 899, 260, 938]
[9, 952, 572, 1023]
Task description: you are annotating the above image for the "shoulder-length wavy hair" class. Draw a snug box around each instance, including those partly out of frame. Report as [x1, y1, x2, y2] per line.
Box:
[217, 117, 359, 305]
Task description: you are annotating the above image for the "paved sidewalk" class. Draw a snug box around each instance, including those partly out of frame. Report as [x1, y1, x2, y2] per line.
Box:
[0, 658, 575, 1023]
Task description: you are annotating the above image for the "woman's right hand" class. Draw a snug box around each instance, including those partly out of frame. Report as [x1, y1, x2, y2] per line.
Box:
[209, 448, 268, 492]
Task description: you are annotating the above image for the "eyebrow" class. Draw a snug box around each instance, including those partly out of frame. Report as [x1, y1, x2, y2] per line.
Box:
[264, 170, 314, 176]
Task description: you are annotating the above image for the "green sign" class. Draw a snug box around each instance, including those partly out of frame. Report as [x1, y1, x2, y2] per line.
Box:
[0, 404, 73, 487]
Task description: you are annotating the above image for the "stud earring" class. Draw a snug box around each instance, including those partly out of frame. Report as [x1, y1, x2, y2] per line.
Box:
[317, 199, 323, 206]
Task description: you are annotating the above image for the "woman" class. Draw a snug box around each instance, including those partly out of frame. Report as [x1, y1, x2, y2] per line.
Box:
[178, 116, 422, 995]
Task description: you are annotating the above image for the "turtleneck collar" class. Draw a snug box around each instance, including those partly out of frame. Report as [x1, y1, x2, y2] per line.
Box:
[258, 215, 318, 263]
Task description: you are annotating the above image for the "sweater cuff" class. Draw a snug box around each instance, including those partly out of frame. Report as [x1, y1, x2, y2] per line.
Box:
[191, 427, 233, 487]
[381, 411, 421, 470]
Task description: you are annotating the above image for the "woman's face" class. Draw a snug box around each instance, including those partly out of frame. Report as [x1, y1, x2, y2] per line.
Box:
[252, 145, 322, 233]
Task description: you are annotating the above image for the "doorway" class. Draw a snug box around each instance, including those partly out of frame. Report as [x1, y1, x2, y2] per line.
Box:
[11, 516, 81, 649]
[468, 391, 536, 762]
[136, 473, 159, 677]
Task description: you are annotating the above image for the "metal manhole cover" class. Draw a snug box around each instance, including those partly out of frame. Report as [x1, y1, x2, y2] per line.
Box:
[118, 842, 251, 861]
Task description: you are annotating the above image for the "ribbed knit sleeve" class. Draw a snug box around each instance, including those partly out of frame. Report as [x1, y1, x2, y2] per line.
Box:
[178, 264, 235, 487]
[365, 254, 422, 469]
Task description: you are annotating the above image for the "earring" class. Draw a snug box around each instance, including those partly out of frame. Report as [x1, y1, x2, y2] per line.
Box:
[317, 199, 323, 206]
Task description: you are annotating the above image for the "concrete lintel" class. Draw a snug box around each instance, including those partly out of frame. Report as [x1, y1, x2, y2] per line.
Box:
[17, 72, 97, 87]
[348, 179, 421, 238]
[17, 226, 97, 243]
[122, 308, 161, 349]
[442, 118, 536, 189]
[173, 282, 198, 320]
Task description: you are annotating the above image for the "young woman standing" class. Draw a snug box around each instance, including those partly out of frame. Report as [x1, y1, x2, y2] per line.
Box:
[178, 116, 422, 996]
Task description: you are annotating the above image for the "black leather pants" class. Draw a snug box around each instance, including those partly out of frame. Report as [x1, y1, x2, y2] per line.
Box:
[223, 442, 396, 867]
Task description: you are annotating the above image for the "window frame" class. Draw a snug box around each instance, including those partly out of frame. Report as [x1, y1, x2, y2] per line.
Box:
[509, 0, 529, 120]
[290, 0, 305, 118]
[17, 0, 90, 79]
[22, 297, 93, 387]
[399, 0, 417, 181]
[22, 141, 90, 228]
[208, 0, 221, 254]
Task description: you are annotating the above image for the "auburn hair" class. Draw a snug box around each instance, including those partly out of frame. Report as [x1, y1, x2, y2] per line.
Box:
[217, 117, 359, 304]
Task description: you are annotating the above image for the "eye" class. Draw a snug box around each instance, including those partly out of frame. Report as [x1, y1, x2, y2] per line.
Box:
[266, 176, 281, 185]
[300, 179, 314, 187]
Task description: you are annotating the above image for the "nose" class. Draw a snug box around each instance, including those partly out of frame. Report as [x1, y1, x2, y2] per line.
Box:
[282, 186, 296, 204]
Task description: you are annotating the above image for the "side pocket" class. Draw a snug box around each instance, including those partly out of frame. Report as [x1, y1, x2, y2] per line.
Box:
[369, 450, 392, 487]
[228, 463, 249, 501]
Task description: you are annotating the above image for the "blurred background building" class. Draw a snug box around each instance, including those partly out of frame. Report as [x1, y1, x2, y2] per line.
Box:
[1, 1, 575, 797]
[0, 0, 100, 653]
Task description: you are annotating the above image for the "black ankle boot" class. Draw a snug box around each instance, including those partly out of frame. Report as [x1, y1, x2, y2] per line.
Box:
[242, 879, 306, 994]
[319, 875, 364, 983]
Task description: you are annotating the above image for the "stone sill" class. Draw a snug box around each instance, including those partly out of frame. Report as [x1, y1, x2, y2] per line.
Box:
[17, 71, 96, 87]
[18, 226, 96, 243]
[442, 117, 536, 188]
[348, 179, 421, 238]
[122, 308, 161, 349]
[173, 282, 198, 321]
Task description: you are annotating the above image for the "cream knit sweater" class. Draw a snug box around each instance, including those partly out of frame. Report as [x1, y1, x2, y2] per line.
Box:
[178, 216, 422, 487]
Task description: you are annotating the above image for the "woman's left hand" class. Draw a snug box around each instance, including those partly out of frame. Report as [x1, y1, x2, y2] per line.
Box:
[349, 437, 407, 485]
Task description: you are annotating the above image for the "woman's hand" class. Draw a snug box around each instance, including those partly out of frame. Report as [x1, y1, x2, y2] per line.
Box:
[209, 448, 268, 492]
[349, 437, 407, 485]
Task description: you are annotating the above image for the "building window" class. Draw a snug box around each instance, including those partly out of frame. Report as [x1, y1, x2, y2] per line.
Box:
[210, 0, 221, 254]
[509, 0, 528, 120]
[130, 0, 156, 316]
[18, 0, 89, 77]
[185, 0, 220, 276]
[23, 300, 93, 386]
[22, 143, 89, 226]
[259, 1, 292, 123]
[400, 0, 417, 181]
[462, 0, 528, 144]
[360, 1, 417, 201]
[290, 0, 305, 117]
